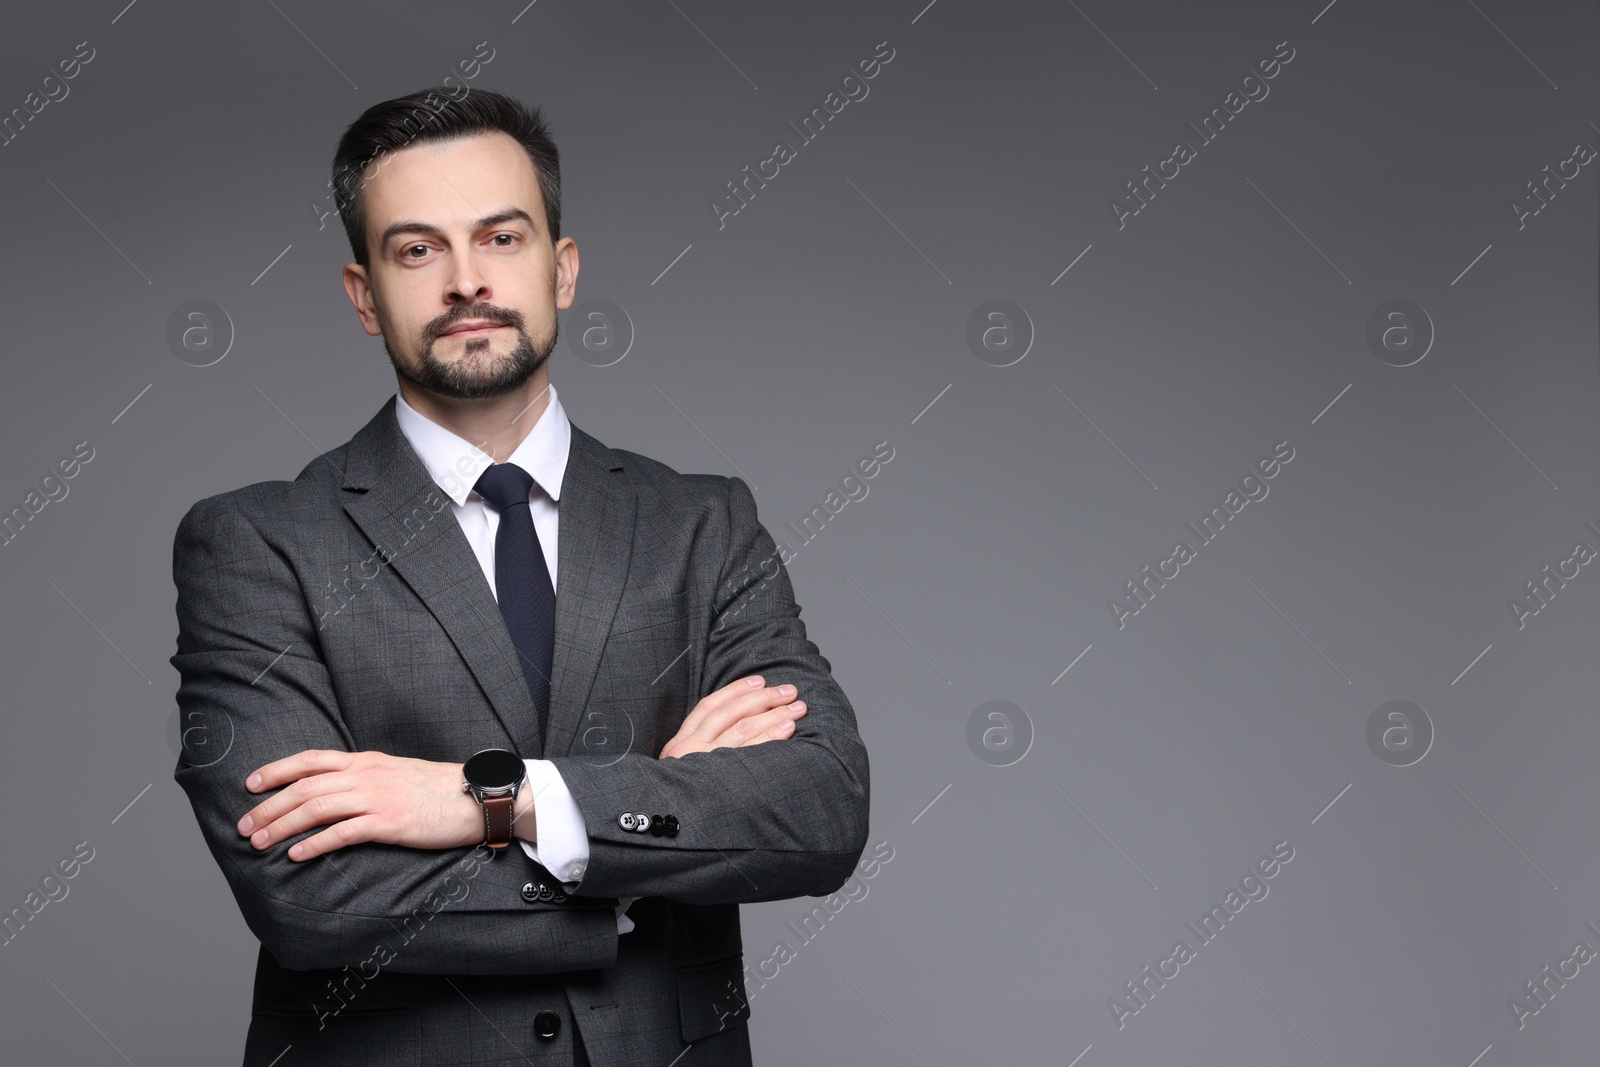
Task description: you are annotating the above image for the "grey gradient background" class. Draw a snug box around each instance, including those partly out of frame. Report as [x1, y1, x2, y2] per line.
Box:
[0, 1, 1596, 1064]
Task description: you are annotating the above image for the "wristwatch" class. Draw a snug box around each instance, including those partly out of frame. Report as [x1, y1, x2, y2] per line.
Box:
[462, 748, 527, 850]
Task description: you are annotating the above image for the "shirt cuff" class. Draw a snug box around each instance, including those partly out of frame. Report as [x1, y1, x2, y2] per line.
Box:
[517, 759, 590, 885]
[516, 761, 638, 935]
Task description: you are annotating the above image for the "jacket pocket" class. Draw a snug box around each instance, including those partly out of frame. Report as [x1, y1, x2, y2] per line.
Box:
[676, 954, 751, 1043]
[245, 1010, 421, 1066]
[610, 587, 689, 636]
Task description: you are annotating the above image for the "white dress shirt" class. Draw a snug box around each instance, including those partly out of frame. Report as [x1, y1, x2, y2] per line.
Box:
[394, 385, 635, 934]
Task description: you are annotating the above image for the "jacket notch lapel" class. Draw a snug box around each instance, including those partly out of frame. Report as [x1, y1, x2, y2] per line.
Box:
[544, 424, 635, 759]
[339, 399, 542, 755]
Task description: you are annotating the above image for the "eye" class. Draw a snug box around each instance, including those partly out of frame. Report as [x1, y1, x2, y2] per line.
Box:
[403, 244, 430, 259]
[491, 233, 518, 247]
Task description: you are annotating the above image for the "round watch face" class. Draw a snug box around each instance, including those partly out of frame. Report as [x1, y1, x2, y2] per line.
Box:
[464, 748, 524, 790]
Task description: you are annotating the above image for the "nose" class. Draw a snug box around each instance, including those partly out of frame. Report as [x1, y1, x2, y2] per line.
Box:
[446, 250, 491, 306]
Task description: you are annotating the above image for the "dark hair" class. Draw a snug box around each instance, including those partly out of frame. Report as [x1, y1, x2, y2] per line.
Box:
[331, 86, 561, 268]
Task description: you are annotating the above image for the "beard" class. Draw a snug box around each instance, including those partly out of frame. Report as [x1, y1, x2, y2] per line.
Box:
[384, 304, 557, 400]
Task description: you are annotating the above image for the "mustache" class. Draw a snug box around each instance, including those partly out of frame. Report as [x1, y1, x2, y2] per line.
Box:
[426, 305, 525, 340]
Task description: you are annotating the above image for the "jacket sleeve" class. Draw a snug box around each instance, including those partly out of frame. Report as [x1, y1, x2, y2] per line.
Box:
[170, 492, 619, 975]
[551, 475, 871, 904]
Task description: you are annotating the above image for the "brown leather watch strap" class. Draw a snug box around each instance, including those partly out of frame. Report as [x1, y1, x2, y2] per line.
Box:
[481, 793, 515, 849]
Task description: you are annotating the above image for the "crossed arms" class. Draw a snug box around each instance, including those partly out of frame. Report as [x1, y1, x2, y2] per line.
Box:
[171, 475, 870, 975]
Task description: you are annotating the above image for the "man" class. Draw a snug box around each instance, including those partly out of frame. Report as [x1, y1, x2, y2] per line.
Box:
[170, 86, 870, 1066]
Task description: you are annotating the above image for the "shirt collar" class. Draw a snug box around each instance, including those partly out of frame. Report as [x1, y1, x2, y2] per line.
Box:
[393, 383, 571, 507]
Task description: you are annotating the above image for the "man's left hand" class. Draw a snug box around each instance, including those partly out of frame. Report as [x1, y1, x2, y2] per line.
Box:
[235, 750, 528, 861]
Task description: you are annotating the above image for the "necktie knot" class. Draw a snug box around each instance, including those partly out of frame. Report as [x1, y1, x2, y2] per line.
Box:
[474, 462, 535, 513]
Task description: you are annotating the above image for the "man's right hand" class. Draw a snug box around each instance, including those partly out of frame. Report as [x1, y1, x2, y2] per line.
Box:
[659, 675, 807, 759]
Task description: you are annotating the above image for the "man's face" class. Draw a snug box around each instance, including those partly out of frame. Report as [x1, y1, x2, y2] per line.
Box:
[342, 131, 577, 400]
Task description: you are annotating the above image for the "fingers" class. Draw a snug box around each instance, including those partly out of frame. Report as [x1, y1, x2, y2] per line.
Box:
[288, 814, 385, 861]
[685, 683, 798, 745]
[740, 721, 794, 746]
[245, 749, 354, 794]
[662, 700, 806, 758]
[673, 675, 766, 737]
[237, 771, 357, 846]
[659, 675, 799, 758]
[731, 702, 807, 746]
[236, 752, 480, 856]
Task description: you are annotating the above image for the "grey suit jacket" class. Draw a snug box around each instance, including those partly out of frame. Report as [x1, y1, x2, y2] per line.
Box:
[170, 396, 871, 1066]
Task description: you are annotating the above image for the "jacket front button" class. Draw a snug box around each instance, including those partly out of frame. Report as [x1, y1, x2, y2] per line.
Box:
[533, 1009, 561, 1040]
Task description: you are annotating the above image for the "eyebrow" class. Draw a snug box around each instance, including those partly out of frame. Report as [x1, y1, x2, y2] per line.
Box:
[378, 208, 538, 254]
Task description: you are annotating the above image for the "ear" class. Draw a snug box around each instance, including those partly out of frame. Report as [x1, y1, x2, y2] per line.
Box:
[553, 237, 580, 311]
[342, 262, 383, 337]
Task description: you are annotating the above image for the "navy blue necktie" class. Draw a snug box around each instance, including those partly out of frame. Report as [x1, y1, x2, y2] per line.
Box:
[474, 462, 556, 747]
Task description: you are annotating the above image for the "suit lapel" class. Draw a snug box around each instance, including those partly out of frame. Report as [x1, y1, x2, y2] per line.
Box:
[341, 398, 538, 754]
[337, 399, 634, 760]
[544, 423, 635, 758]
